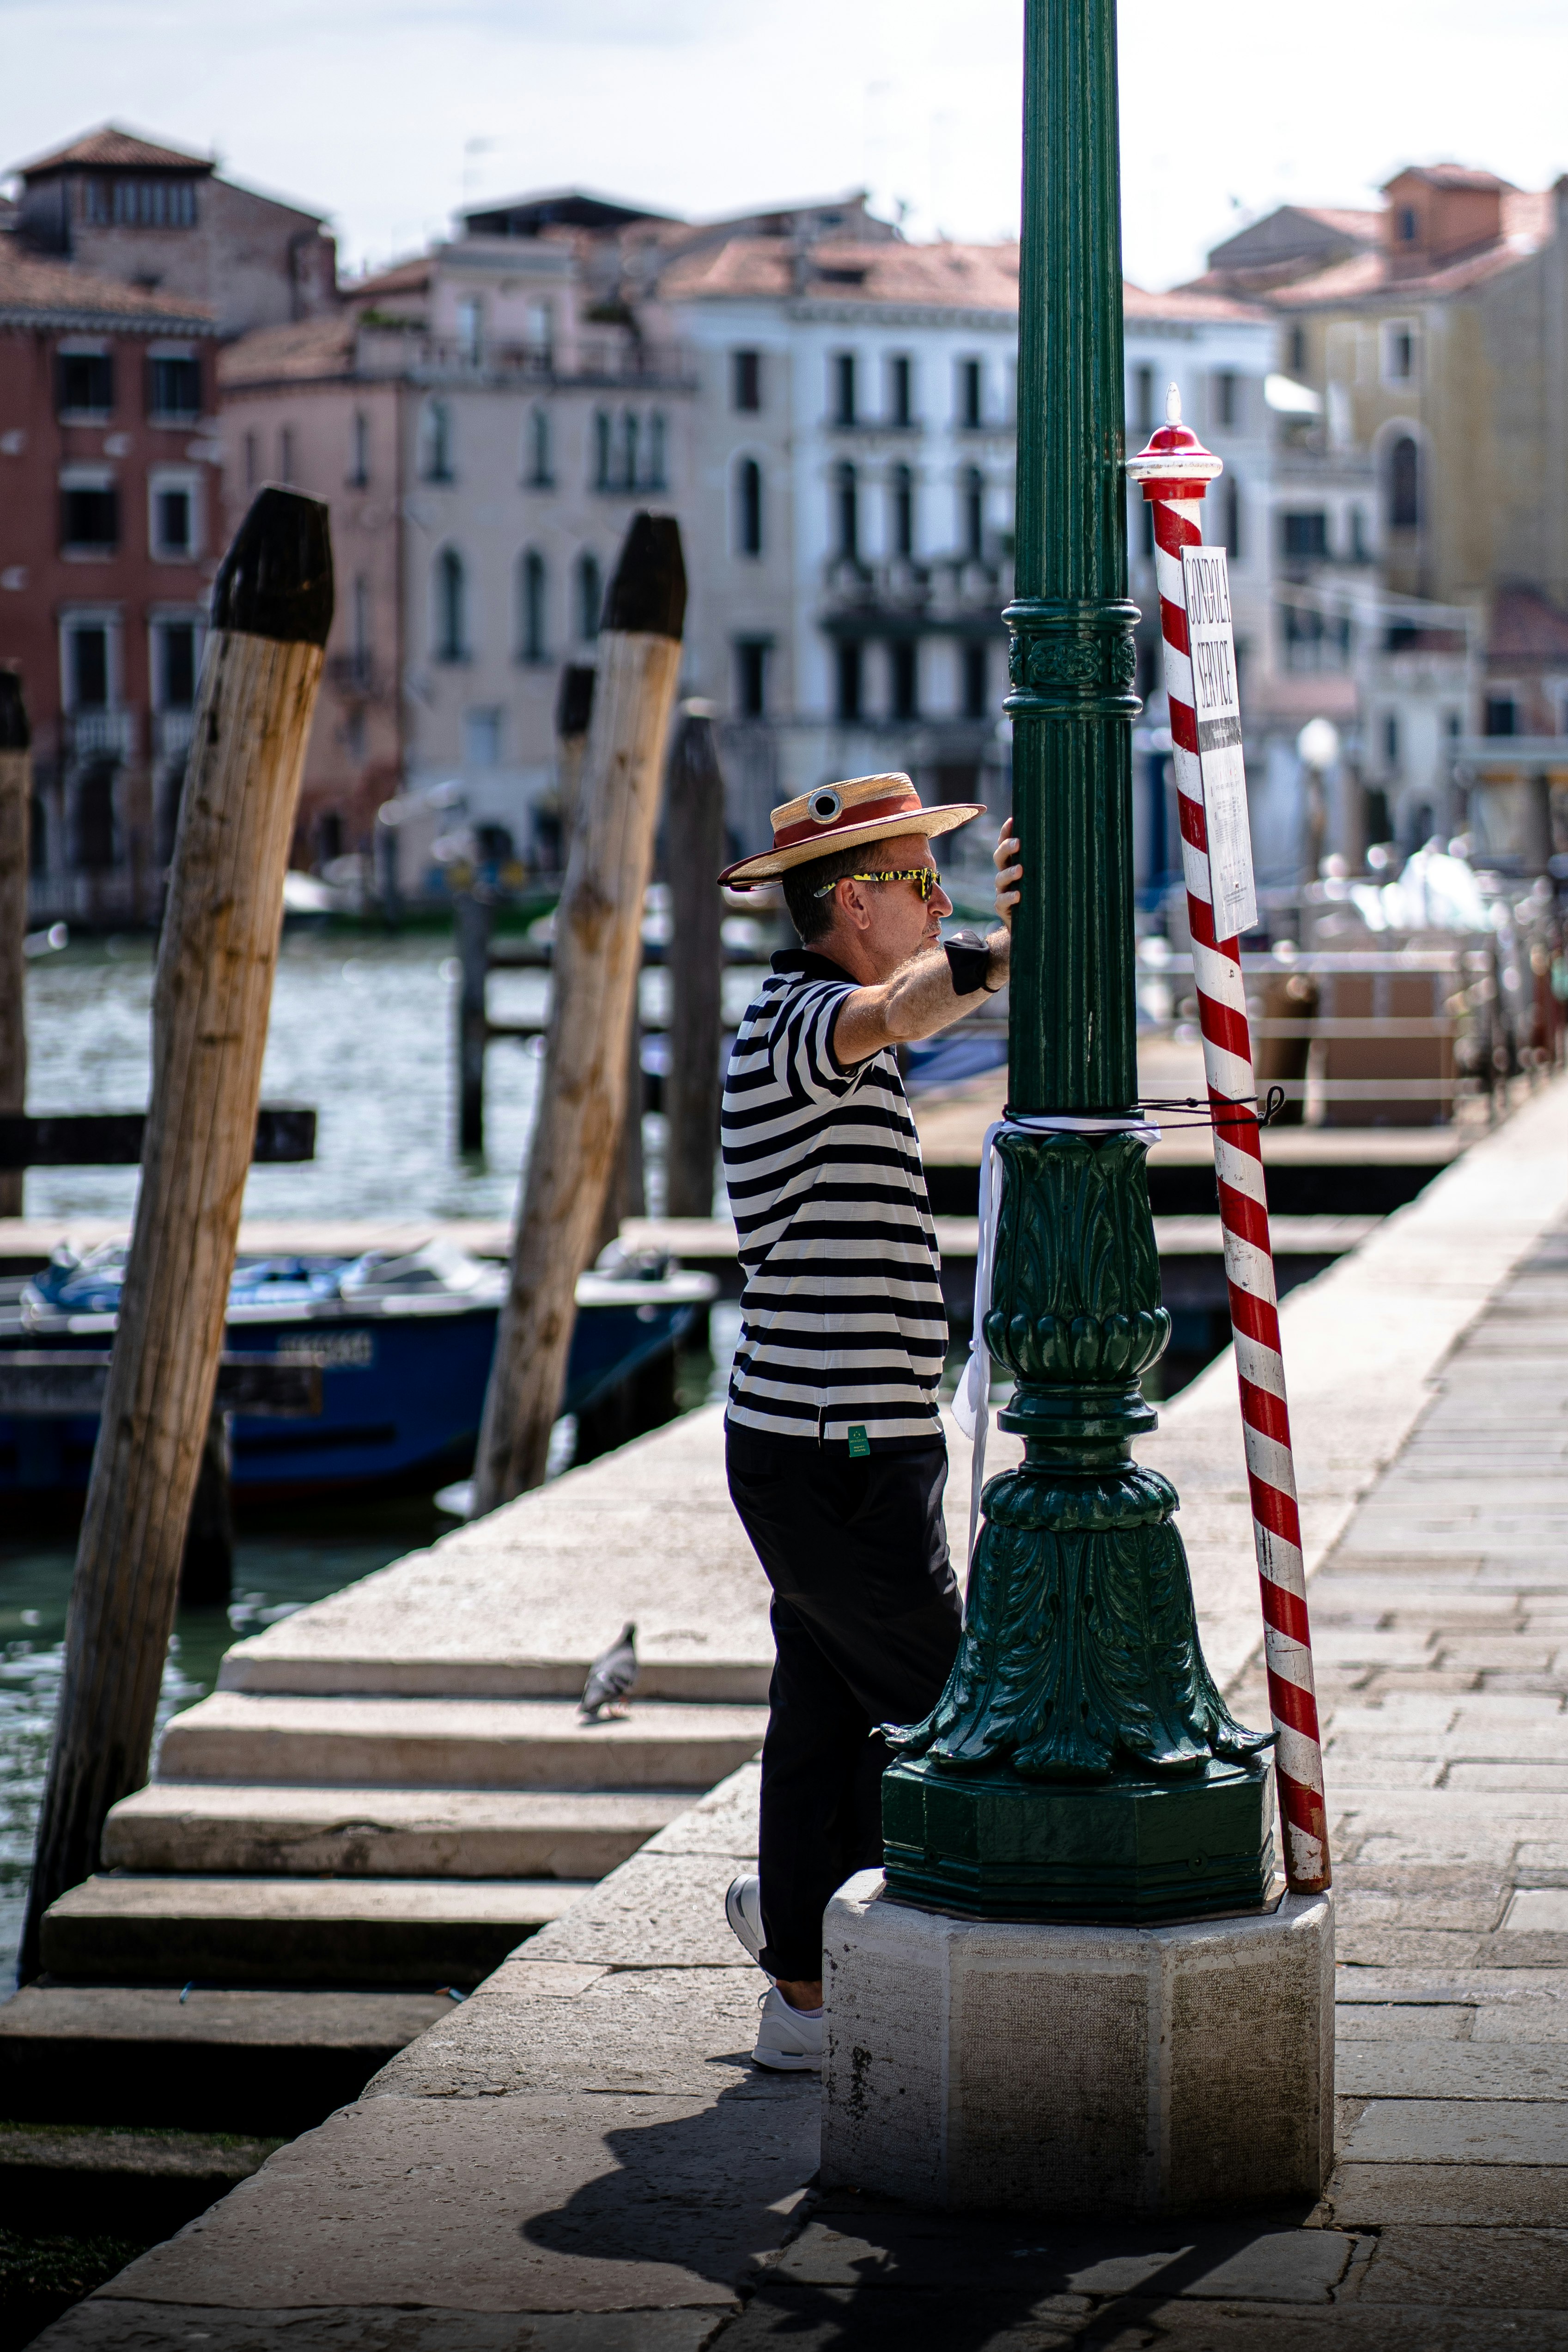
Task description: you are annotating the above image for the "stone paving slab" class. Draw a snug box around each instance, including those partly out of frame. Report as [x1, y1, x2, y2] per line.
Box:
[35, 2316, 725, 2352]
[1336, 2041, 1568, 2099]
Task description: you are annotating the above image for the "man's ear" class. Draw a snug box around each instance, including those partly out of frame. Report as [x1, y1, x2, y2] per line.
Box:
[838, 876, 873, 934]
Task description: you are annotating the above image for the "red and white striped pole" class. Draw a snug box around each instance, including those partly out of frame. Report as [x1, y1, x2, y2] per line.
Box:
[1127, 389, 1331, 1895]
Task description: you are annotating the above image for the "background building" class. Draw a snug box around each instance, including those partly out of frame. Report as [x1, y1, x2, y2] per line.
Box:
[0, 240, 219, 919]
[9, 126, 337, 337]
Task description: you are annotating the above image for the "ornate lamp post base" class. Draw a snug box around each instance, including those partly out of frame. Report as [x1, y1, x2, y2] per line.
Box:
[882, 1753, 1273, 1923]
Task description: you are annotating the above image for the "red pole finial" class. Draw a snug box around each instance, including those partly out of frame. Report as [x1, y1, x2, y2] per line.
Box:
[1125, 379, 1224, 500]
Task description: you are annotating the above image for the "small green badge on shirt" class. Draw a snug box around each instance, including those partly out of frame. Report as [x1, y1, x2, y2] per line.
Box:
[847, 1425, 870, 1458]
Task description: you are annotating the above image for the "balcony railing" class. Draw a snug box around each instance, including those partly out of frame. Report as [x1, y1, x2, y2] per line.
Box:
[383, 333, 696, 391]
[153, 709, 195, 762]
[65, 709, 137, 762]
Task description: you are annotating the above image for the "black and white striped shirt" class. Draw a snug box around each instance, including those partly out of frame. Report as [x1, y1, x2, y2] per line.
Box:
[721, 949, 946, 1448]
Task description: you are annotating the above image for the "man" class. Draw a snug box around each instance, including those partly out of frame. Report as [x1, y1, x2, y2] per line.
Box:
[716, 771, 1021, 2070]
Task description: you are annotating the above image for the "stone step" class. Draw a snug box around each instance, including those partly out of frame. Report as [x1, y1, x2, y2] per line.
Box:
[39, 1874, 589, 1988]
[156, 1691, 769, 1791]
[0, 2116, 279, 2243]
[217, 1649, 772, 1702]
[103, 1783, 686, 1879]
[0, 1984, 450, 2136]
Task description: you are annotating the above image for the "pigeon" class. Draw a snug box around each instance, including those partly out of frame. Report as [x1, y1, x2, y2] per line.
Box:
[580, 1622, 638, 1721]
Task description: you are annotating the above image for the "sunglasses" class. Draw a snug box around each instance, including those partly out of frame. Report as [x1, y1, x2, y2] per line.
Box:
[813, 867, 942, 901]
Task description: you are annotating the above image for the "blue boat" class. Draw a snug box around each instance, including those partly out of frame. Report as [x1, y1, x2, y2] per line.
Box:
[0, 1240, 715, 1509]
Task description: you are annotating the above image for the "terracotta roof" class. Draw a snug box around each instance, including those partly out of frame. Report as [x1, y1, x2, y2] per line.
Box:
[1387, 163, 1513, 194]
[656, 236, 1264, 325]
[656, 235, 1021, 310]
[345, 256, 432, 301]
[1270, 197, 1552, 309]
[0, 238, 214, 326]
[1123, 278, 1270, 325]
[219, 315, 357, 387]
[1488, 586, 1568, 666]
[15, 124, 212, 177]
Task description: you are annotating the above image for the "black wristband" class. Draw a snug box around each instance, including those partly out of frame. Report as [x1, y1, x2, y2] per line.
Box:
[943, 930, 992, 997]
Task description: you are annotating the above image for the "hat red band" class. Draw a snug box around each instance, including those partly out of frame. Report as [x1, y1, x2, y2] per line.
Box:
[773, 790, 922, 851]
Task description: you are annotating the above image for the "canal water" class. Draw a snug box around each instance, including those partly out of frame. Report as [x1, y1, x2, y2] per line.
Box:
[2, 925, 752, 1987]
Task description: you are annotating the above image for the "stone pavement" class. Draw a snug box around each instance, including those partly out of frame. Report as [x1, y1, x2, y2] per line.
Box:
[28, 1082, 1568, 2348]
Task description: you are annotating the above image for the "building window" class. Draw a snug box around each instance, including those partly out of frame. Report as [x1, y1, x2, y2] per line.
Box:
[67, 623, 110, 708]
[148, 355, 201, 420]
[963, 641, 988, 721]
[1288, 324, 1307, 375]
[61, 480, 119, 552]
[891, 463, 914, 559]
[890, 639, 918, 720]
[456, 298, 483, 361]
[1484, 694, 1518, 738]
[90, 176, 197, 228]
[835, 462, 859, 561]
[962, 466, 985, 559]
[647, 411, 667, 490]
[1214, 371, 1239, 429]
[577, 550, 602, 641]
[735, 639, 767, 718]
[735, 457, 763, 557]
[833, 352, 857, 426]
[836, 640, 863, 723]
[57, 350, 113, 417]
[435, 547, 468, 662]
[352, 574, 372, 678]
[1383, 323, 1416, 384]
[1350, 507, 1370, 563]
[279, 426, 296, 485]
[421, 401, 453, 483]
[525, 299, 553, 359]
[888, 354, 912, 426]
[1281, 510, 1328, 561]
[1222, 476, 1242, 559]
[1397, 206, 1418, 243]
[958, 357, 983, 428]
[594, 410, 613, 490]
[243, 431, 259, 490]
[527, 407, 552, 487]
[733, 349, 761, 412]
[464, 709, 502, 767]
[1388, 435, 1421, 530]
[156, 619, 198, 708]
[1132, 365, 1155, 435]
[621, 411, 639, 490]
[1383, 713, 1400, 766]
[520, 548, 547, 662]
[349, 410, 370, 487]
[152, 482, 194, 558]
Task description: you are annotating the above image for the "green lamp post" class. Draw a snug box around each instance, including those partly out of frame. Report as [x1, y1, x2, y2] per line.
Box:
[882, 0, 1274, 1920]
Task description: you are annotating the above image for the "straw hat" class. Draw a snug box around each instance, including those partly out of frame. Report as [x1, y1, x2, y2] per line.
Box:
[717, 772, 985, 888]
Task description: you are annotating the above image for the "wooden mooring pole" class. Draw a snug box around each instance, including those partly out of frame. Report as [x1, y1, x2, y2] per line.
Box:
[455, 887, 492, 1155]
[664, 704, 726, 1220]
[472, 513, 686, 1510]
[554, 662, 596, 866]
[19, 487, 332, 1977]
[0, 669, 30, 1221]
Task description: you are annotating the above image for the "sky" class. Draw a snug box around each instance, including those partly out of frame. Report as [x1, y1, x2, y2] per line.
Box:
[1, 0, 1566, 288]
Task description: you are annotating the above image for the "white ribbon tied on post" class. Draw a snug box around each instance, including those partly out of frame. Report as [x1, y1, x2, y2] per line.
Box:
[953, 1113, 1164, 1578]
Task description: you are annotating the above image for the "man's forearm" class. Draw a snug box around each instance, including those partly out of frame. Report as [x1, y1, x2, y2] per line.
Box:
[835, 927, 1010, 1063]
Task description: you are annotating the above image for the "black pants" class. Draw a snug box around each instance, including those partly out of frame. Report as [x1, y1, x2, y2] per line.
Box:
[725, 1422, 963, 1982]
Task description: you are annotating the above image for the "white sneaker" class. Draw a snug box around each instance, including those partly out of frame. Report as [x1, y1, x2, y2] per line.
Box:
[752, 1983, 824, 2072]
[725, 1872, 767, 1969]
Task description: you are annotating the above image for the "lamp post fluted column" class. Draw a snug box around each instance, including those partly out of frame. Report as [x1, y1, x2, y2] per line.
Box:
[881, 0, 1275, 1920]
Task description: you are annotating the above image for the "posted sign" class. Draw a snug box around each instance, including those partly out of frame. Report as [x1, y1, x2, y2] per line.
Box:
[1180, 545, 1257, 942]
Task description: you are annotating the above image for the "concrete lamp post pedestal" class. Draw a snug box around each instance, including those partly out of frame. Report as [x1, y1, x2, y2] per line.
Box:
[821, 1875, 1333, 2213]
[818, 0, 1333, 2212]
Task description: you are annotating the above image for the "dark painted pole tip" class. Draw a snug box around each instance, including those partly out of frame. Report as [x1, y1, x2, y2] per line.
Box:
[555, 663, 596, 742]
[602, 512, 686, 641]
[210, 486, 335, 648]
[0, 668, 29, 751]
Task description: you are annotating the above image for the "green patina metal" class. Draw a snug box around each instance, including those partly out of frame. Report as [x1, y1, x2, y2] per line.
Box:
[881, 0, 1274, 1922]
